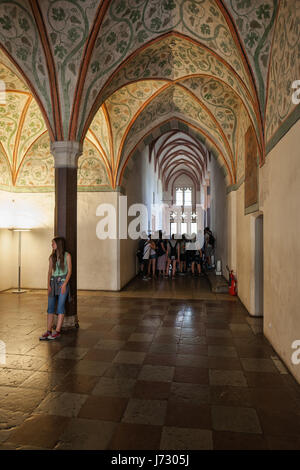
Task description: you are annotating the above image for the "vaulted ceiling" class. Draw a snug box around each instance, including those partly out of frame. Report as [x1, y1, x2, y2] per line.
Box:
[0, 0, 298, 192]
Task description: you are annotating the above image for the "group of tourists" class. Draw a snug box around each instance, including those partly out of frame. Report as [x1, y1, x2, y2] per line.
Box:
[137, 227, 215, 280]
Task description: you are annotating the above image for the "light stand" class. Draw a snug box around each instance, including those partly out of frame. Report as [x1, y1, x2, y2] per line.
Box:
[12, 229, 31, 294]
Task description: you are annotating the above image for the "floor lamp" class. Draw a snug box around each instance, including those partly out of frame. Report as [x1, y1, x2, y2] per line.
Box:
[12, 228, 31, 294]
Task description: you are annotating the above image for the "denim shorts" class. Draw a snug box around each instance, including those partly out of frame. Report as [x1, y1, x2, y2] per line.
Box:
[47, 283, 69, 315]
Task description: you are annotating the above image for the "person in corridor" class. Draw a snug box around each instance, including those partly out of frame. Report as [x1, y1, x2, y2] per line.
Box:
[39, 237, 72, 340]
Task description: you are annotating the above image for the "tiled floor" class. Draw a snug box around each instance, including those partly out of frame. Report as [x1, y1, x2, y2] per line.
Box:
[0, 276, 300, 450]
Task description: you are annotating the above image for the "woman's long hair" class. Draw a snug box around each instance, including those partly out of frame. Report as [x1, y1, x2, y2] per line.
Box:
[51, 237, 66, 272]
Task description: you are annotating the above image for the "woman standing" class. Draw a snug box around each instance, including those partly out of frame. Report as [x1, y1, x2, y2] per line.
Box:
[39, 237, 72, 340]
[157, 230, 167, 277]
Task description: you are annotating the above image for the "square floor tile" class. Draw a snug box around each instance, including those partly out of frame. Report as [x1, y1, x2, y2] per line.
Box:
[54, 417, 116, 450]
[208, 346, 238, 358]
[128, 333, 154, 342]
[78, 395, 128, 422]
[170, 382, 210, 405]
[7, 414, 70, 449]
[122, 398, 167, 426]
[0, 369, 33, 387]
[69, 360, 110, 376]
[138, 365, 175, 382]
[53, 347, 89, 361]
[113, 351, 146, 365]
[21, 371, 66, 391]
[175, 354, 209, 368]
[208, 356, 241, 370]
[35, 392, 88, 418]
[241, 358, 278, 373]
[103, 364, 141, 379]
[94, 339, 125, 350]
[174, 367, 209, 385]
[108, 423, 162, 450]
[84, 349, 117, 362]
[209, 370, 247, 387]
[144, 353, 177, 366]
[210, 386, 253, 407]
[0, 386, 48, 414]
[257, 409, 300, 436]
[206, 329, 232, 338]
[166, 402, 211, 429]
[133, 381, 171, 400]
[213, 431, 267, 450]
[212, 405, 262, 434]
[92, 377, 136, 398]
[53, 373, 100, 394]
[160, 426, 213, 450]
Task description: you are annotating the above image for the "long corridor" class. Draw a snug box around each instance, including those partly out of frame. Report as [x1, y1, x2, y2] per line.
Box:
[0, 278, 300, 450]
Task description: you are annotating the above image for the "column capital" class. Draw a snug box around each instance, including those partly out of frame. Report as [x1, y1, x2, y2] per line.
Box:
[51, 141, 83, 168]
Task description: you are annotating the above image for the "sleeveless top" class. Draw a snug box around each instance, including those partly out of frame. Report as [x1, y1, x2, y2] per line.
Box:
[52, 252, 68, 277]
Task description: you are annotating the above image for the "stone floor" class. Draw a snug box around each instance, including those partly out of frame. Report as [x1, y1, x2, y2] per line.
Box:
[0, 275, 300, 450]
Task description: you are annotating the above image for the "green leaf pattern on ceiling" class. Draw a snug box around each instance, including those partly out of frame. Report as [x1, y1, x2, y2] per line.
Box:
[265, 0, 300, 145]
[41, 0, 101, 138]
[235, 102, 249, 183]
[0, 147, 10, 187]
[0, 0, 53, 130]
[180, 76, 239, 156]
[223, 0, 278, 112]
[16, 133, 54, 188]
[0, 91, 28, 164]
[105, 80, 167, 161]
[119, 84, 233, 181]
[78, 138, 109, 187]
[78, 0, 252, 138]
[15, 132, 111, 190]
[99, 36, 260, 145]
[0, 62, 29, 91]
[87, 105, 111, 164]
[16, 98, 46, 169]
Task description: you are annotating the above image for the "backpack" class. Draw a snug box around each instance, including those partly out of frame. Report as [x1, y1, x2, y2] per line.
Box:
[169, 240, 178, 257]
[208, 232, 215, 248]
[157, 240, 166, 257]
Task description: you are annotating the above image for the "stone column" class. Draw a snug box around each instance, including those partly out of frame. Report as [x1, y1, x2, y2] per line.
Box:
[50, 141, 83, 328]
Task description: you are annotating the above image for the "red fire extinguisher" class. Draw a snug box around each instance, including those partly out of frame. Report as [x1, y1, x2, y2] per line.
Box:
[229, 270, 237, 296]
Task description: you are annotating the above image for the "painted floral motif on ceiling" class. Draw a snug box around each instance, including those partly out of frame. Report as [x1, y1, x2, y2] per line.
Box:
[0, 89, 111, 191]
[99, 35, 259, 140]
[78, 138, 110, 188]
[104, 80, 167, 163]
[39, 0, 101, 138]
[235, 101, 249, 183]
[16, 133, 54, 189]
[4, 131, 111, 191]
[0, 0, 53, 131]
[78, 0, 253, 139]
[180, 76, 240, 157]
[0, 61, 29, 92]
[265, 0, 300, 149]
[223, 0, 278, 112]
[118, 84, 234, 185]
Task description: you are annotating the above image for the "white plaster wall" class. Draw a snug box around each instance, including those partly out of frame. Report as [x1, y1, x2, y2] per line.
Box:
[235, 183, 256, 314]
[0, 229, 13, 291]
[260, 120, 300, 383]
[226, 190, 237, 275]
[209, 156, 228, 276]
[78, 192, 120, 291]
[0, 190, 121, 291]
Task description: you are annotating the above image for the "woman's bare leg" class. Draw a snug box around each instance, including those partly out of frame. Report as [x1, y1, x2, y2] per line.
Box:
[56, 314, 64, 332]
[47, 313, 54, 332]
